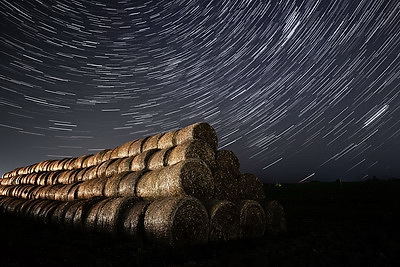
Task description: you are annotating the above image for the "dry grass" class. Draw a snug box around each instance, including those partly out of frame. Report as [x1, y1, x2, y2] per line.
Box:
[174, 122, 218, 150]
[136, 159, 214, 200]
[144, 196, 209, 246]
[166, 140, 216, 169]
[237, 200, 266, 239]
[238, 173, 265, 201]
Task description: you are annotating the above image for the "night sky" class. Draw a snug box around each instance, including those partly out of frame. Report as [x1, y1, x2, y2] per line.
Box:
[1, 0, 399, 183]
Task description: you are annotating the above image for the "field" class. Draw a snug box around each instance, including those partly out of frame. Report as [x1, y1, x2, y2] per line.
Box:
[0, 180, 399, 266]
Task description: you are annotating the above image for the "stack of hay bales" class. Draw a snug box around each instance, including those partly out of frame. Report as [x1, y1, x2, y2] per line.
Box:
[0, 122, 286, 246]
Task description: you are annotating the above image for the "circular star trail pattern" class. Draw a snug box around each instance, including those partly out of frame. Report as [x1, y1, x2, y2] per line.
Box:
[0, 0, 399, 182]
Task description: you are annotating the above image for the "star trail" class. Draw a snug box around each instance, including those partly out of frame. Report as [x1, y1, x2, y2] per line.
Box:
[0, 0, 399, 182]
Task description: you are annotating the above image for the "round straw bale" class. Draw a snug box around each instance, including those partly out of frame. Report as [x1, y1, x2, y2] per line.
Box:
[57, 170, 72, 184]
[86, 154, 98, 167]
[46, 184, 65, 200]
[117, 157, 134, 173]
[97, 159, 116, 178]
[21, 185, 36, 199]
[144, 196, 209, 246]
[30, 199, 52, 221]
[94, 149, 111, 165]
[59, 158, 71, 170]
[66, 183, 81, 201]
[105, 158, 124, 178]
[49, 161, 61, 172]
[130, 149, 158, 171]
[71, 197, 105, 231]
[51, 200, 80, 226]
[238, 200, 266, 239]
[74, 168, 87, 183]
[147, 149, 170, 170]
[91, 179, 108, 197]
[104, 172, 129, 197]
[166, 140, 216, 169]
[142, 133, 164, 152]
[238, 173, 265, 201]
[136, 159, 214, 200]
[30, 185, 45, 200]
[213, 168, 239, 201]
[128, 138, 146, 157]
[76, 179, 98, 199]
[261, 200, 287, 235]
[215, 150, 240, 176]
[28, 173, 39, 185]
[82, 154, 94, 168]
[204, 199, 239, 242]
[84, 198, 111, 232]
[109, 147, 121, 160]
[119, 200, 150, 238]
[37, 200, 60, 224]
[82, 166, 98, 181]
[175, 122, 218, 150]
[96, 197, 142, 235]
[116, 140, 135, 158]
[157, 130, 178, 149]
[63, 199, 87, 229]
[54, 184, 72, 201]
[71, 155, 86, 169]
[36, 173, 47, 185]
[26, 199, 47, 219]
[117, 171, 144, 197]
[101, 149, 114, 162]
[37, 185, 52, 199]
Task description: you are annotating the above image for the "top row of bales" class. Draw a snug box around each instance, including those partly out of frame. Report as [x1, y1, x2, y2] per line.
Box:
[2, 123, 218, 178]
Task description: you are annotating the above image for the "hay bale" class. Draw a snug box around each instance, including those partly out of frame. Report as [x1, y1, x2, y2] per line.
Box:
[166, 140, 216, 169]
[105, 158, 124, 178]
[117, 157, 134, 173]
[110, 147, 121, 160]
[215, 150, 240, 175]
[84, 198, 111, 232]
[82, 166, 98, 181]
[93, 149, 111, 165]
[238, 173, 265, 202]
[82, 154, 95, 168]
[72, 155, 91, 169]
[128, 138, 146, 157]
[63, 158, 76, 170]
[74, 168, 88, 183]
[157, 130, 178, 149]
[54, 184, 74, 201]
[104, 172, 129, 197]
[51, 200, 80, 226]
[101, 149, 114, 162]
[63, 199, 87, 229]
[118, 171, 144, 197]
[204, 199, 239, 242]
[238, 200, 266, 239]
[96, 159, 116, 178]
[72, 197, 105, 231]
[175, 122, 218, 150]
[91, 179, 108, 197]
[37, 201, 60, 224]
[116, 140, 136, 158]
[213, 168, 239, 201]
[130, 149, 158, 171]
[119, 200, 150, 238]
[46, 184, 65, 200]
[136, 159, 214, 200]
[144, 196, 209, 246]
[142, 133, 164, 152]
[96, 197, 142, 235]
[147, 148, 170, 170]
[77, 179, 98, 199]
[261, 200, 287, 235]
[86, 154, 98, 167]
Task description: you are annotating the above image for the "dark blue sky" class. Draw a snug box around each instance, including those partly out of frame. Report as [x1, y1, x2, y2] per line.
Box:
[1, 0, 399, 182]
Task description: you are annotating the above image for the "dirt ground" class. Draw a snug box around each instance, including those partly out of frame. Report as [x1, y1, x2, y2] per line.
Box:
[0, 180, 399, 266]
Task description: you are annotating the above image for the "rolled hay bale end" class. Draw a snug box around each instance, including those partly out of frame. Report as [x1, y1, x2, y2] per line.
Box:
[142, 133, 164, 152]
[130, 149, 158, 171]
[64, 199, 87, 229]
[119, 200, 150, 238]
[96, 197, 142, 235]
[118, 157, 134, 173]
[117, 171, 144, 197]
[147, 149, 170, 170]
[72, 197, 106, 231]
[166, 140, 216, 169]
[261, 200, 287, 235]
[93, 149, 111, 165]
[96, 159, 116, 178]
[175, 122, 218, 150]
[144, 196, 209, 246]
[136, 159, 214, 200]
[238, 200, 266, 239]
[127, 139, 145, 157]
[238, 173, 265, 202]
[104, 172, 129, 197]
[91, 179, 108, 197]
[213, 168, 239, 202]
[84, 198, 111, 232]
[214, 150, 240, 176]
[105, 158, 124, 178]
[110, 147, 121, 160]
[157, 130, 178, 149]
[51, 200, 81, 226]
[82, 166, 98, 181]
[205, 200, 239, 242]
